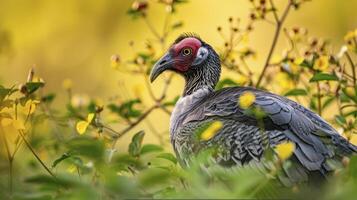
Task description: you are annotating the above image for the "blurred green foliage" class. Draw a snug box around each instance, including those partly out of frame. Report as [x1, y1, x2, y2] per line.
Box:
[1, 0, 357, 199]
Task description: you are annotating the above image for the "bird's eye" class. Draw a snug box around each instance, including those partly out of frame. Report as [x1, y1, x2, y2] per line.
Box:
[182, 48, 192, 56]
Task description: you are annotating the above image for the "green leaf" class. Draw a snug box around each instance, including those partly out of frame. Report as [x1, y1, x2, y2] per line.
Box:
[0, 99, 13, 110]
[41, 93, 56, 103]
[0, 85, 17, 101]
[309, 73, 338, 82]
[322, 96, 335, 110]
[162, 96, 180, 107]
[127, 9, 143, 19]
[284, 89, 307, 96]
[128, 131, 145, 157]
[25, 174, 80, 188]
[171, 21, 183, 29]
[140, 144, 164, 155]
[26, 82, 45, 94]
[67, 137, 105, 161]
[216, 78, 237, 90]
[349, 156, 357, 181]
[113, 154, 143, 171]
[108, 98, 142, 119]
[156, 153, 177, 164]
[335, 115, 346, 126]
[52, 153, 71, 168]
[138, 168, 171, 187]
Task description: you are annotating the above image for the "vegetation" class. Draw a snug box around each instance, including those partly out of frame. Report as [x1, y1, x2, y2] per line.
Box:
[1, 0, 357, 199]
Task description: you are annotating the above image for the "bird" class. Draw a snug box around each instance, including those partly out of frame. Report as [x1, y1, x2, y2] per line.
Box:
[150, 33, 357, 186]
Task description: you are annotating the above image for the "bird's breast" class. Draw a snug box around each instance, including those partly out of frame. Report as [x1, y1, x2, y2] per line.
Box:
[169, 88, 211, 139]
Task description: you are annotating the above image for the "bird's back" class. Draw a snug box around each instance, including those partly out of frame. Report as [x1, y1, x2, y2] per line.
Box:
[171, 86, 357, 186]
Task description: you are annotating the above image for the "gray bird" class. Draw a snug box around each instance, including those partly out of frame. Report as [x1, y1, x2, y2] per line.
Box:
[150, 33, 357, 185]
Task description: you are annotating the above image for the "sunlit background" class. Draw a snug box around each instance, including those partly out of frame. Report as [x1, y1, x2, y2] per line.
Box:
[1, 0, 357, 146]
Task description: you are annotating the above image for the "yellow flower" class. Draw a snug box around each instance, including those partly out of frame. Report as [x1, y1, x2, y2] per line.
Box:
[276, 72, 294, 92]
[71, 94, 90, 108]
[1, 118, 13, 127]
[67, 164, 77, 173]
[345, 86, 356, 97]
[344, 30, 357, 42]
[239, 91, 256, 109]
[313, 56, 329, 72]
[235, 75, 248, 86]
[274, 142, 295, 161]
[32, 76, 45, 83]
[111, 54, 121, 69]
[350, 134, 357, 146]
[200, 121, 223, 141]
[19, 100, 40, 115]
[13, 119, 25, 130]
[62, 79, 73, 90]
[293, 57, 304, 65]
[76, 113, 95, 135]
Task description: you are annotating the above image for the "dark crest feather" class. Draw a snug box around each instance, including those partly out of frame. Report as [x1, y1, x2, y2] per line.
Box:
[174, 32, 202, 44]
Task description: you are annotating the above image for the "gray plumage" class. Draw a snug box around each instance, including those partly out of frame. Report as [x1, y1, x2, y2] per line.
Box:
[150, 33, 357, 186]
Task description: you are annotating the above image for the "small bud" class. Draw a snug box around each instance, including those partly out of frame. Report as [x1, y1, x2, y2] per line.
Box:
[111, 54, 121, 69]
[19, 84, 28, 95]
[310, 39, 318, 46]
[217, 26, 222, 32]
[62, 79, 73, 90]
[250, 13, 256, 20]
[224, 42, 229, 47]
[342, 156, 350, 167]
[132, 0, 148, 12]
[247, 25, 253, 31]
[233, 28, 238, 32]
[27, 67, 35, 83]
[165, 5, 173, 13]
[228, 17, 233, 22]
[292, 27, 300, 34]
[96, 106, 104, 113]
[260, 0, 266, 4]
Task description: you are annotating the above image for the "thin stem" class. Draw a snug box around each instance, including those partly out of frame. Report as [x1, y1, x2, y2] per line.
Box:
[111, 105, 158, 148]
[317, 82, 322, 116]
[143, 16, 162, 41]
[345, 52, 356, 85]
[18, 130, 56, 178]
[0, 128, 13, 196]
[160, 106, 171, 116]
[269, 0, 279, 23]
[256, 0, 292, 87]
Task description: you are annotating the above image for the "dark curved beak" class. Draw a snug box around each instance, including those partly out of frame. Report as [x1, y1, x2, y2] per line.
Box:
[150, 52, 173, 83]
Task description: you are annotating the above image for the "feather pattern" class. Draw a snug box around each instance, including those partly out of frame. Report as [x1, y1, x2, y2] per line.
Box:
[171, 86, 357, 185]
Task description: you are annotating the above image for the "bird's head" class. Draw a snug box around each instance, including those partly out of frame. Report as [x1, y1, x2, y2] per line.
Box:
[150, 33, 221, 95]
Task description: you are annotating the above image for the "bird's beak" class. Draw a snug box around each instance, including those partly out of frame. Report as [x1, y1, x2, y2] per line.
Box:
[150, 52, 173, 83]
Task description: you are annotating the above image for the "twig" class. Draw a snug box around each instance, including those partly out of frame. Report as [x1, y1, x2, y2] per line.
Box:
[160, 106, 172, 116]
[345, 52, 356, 85]
[18, 130, 56, 179]
[111, 105, 158, 148]
[316, 82, 322, 116]
[143, 16, 162, 41]
[256, 0, 293, 87]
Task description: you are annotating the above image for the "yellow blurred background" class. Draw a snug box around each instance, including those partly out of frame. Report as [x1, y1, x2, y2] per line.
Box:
[1, 0, 357, 147]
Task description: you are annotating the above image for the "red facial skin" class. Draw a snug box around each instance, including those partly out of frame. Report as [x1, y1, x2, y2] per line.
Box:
[171, 38, 202, 72]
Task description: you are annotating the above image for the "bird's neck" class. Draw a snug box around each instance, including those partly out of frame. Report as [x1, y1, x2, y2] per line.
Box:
[183, 60, 221, 96]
